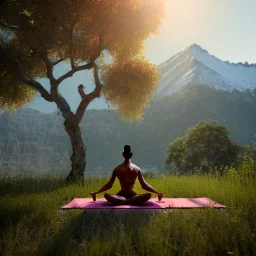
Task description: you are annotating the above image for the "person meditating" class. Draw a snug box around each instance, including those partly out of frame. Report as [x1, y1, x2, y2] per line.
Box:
[89, 145, 163, 205]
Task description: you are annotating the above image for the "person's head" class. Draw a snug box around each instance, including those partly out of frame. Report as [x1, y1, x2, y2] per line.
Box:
[122, 144, 133, 160]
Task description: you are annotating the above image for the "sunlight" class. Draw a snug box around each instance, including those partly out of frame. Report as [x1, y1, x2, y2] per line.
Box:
[1, 1, 256, 254]
[143, 0, 217, 64]
[153, 0, 211, 37]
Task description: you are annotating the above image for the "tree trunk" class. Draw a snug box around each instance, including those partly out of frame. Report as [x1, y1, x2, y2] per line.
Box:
[64, 120, 85, 182]
[49, 64, 101, 182]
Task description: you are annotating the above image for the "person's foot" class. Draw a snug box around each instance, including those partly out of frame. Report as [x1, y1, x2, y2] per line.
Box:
[157, 192, 163, 201]
[89, 192, 96, 201]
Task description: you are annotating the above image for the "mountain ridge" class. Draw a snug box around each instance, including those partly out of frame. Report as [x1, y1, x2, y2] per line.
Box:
[160, 43, 256, 68]
[18, 43, 256, 114]
[156, 43, 256, 97]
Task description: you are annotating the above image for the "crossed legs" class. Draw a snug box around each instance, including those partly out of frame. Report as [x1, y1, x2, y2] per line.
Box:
[104, 193, 151, 205]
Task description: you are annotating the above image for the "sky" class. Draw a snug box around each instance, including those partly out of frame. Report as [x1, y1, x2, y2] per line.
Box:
[144, 0, 256, 65]
[28, 0, 256, 113]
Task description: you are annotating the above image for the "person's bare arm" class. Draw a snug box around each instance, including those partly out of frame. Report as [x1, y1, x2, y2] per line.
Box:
[89, 169, 117, 201]
[138, 170, 163, 201]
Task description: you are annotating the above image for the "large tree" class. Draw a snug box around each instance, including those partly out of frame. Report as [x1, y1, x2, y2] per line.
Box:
[0, 0, 164, 181]
[165, 120, 240, 174]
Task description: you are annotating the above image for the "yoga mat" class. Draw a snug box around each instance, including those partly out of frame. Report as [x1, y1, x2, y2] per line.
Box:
[62, 197, 225, 209]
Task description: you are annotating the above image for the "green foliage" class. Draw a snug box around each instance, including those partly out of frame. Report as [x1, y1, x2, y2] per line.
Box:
[239, 143, 256, 171]
[166, 120, 241, 174]
[102, 57, 160, 121]
[1, 86, 256, 175]
[0, 169, 256, 255]
[0, 78, 36, 110]
[0, 0, 165, 120]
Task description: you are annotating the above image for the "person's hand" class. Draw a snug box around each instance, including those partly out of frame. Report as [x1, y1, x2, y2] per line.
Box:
[89, 192, 96, 201]
[157, 192, 163, 201]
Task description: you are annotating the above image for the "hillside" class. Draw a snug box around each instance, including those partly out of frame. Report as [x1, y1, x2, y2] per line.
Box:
[0, 85, 256, 175]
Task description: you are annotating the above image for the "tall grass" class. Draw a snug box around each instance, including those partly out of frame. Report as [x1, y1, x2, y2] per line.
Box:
[0, 169, 255, 255]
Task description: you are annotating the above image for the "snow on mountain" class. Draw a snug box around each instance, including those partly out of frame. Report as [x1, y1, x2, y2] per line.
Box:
[156, 43, 256, 97]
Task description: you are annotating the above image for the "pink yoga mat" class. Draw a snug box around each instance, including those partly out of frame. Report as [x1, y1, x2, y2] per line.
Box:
[62, 197, 225, 209]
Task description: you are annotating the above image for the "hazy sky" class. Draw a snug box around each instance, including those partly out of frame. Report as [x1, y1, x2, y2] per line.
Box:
[144, 0, 256, 65]
[28, 0, 256, 112]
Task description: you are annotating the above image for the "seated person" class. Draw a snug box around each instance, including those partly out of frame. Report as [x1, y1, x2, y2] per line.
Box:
[89, 145, 163, 205]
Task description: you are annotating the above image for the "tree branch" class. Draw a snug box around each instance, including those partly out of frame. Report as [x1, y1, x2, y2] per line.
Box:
[22, 74, 53, 102]
[11, 56, 53, 102]
[90, 31, 104, 63]
[0, 23, 20, 30]
[39, 52, 57, 84]
[93, 63, 101, 93]
[53, 57, 69, 66]
[74, 63, 102, 125]
[17, 31, 57, 85]
[69, 21, 77, 69]
[56, 62, 93, 85]
[0, 38, 53, 103]
[75, 98, 91, 125]
[78, 84, 87, 100]
[49, 79, 77, 125]
[56, 27, 104, 85]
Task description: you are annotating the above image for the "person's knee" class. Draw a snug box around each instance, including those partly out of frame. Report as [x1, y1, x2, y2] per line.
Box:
[104, 193, 110, 199]
[146, 193, 151, 199]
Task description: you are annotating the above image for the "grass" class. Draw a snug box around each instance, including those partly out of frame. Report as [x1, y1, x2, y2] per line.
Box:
[0, 169, 255, 256]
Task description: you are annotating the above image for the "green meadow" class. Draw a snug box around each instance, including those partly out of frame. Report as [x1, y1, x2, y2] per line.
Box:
[0, 168, 256, 256]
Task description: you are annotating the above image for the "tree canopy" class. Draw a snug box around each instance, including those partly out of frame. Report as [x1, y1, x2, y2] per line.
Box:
[165, 120, 240, 174]
[0, 0, 164, 120]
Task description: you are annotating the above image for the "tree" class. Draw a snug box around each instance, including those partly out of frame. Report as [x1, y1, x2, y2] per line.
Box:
[165, 120, 240, 174]
[0, 0, 165, 181]
[240, 139, 256, 171]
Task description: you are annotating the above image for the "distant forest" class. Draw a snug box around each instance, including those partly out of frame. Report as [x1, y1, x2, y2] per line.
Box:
[1, 85, 256, 176]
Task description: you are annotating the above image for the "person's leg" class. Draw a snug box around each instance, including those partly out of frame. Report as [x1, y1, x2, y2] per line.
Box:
[126, 193, 151, 205]
[104, 193, 126, 205]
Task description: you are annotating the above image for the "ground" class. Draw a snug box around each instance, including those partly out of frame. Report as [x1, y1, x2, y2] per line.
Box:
[0, 169, 255, 255]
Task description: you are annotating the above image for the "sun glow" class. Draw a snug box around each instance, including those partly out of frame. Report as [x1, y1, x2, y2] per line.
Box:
[144, 0, 216, 64]
[165, 1, 211, 32]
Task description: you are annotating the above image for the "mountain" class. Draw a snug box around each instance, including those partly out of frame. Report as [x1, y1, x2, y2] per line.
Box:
[156, 43, 256, 97]
[1, 86, 256, 175]
[24, 43, 256, 113]
[1, 44, 256, 175]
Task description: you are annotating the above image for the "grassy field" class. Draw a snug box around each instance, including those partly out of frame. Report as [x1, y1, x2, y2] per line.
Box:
[0, 169, 255, 256]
